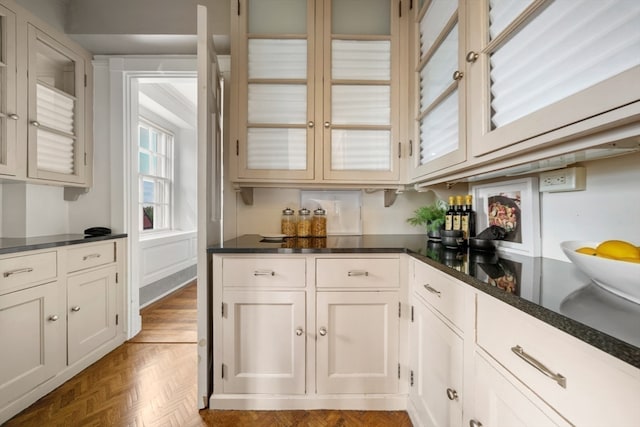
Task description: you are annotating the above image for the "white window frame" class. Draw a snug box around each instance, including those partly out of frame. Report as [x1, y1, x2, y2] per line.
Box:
[138, 118, 174, 233]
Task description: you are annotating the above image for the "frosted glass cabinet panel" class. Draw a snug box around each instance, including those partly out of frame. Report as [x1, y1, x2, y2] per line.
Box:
[468, 0, 640, 156]
[27, 25, 87, 184]
[410, 0, 467, 180]
[0, 4, 16, 176]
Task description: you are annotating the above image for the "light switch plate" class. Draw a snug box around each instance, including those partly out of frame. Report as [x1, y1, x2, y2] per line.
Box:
[539, 167, 586, 192]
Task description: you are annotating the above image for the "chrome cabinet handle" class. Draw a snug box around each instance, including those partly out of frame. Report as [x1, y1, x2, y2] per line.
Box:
[453, 70, 464, 81]
[465, 51, 479, 63]
[296, 328, 304, 336]
[469, 420, 483, 427]
[30, 120, 41, 127]
[446, 388, 458, 401]
[511, 345, 567, 388]
[83, 253, 101, 261]
[49, 315, 59, 322]
[71, 306, 81, 312]
[8, 113, 19, 120]
[347, 270, 368, 277]
[324, 121, 330, 128]
[319, 327, 327, 336]
[424, 284, 441, 297]
[3, 267, 34, 278]
[308, 121, 314, 128]
[253, 270, 275, 276]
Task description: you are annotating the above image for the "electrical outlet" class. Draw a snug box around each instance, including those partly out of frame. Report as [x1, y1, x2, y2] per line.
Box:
[539, 167, 586, 192]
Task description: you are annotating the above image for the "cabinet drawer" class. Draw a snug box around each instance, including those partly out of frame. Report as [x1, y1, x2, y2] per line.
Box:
[316, 258, 399, 288]
[477, 294, 640, 426]
[66, 242, 115, 273]
[0, 251, 57, 295]
[222, 258, 306, 287]
[413, 261, 465, 330]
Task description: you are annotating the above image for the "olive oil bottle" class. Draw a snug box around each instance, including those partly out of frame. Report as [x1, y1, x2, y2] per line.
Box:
[461, 194, 476, 240]
[453, 195, 464, 231]
[445, 196, 456, 231]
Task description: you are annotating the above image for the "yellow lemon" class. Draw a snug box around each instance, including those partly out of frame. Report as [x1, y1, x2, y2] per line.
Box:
[575, 247, 597, 255]
[595, 240, 640, 260]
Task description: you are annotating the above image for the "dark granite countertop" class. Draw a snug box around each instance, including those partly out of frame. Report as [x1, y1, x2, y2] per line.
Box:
[209, 234, 640, 369]
[0, 233, 128, 255]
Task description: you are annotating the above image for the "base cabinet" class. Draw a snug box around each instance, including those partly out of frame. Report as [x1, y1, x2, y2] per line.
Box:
[222, 290, 306, 394]
[316, 291, 399, 395]
[0, 281, 64, 409]
[0, 239, 127, 425]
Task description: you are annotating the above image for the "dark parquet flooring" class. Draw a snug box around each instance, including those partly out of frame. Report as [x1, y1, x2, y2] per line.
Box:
[4, 281, 412, 427]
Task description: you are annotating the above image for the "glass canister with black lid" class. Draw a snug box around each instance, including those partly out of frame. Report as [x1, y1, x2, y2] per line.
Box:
[311, 208, 327, 237]
[281, 207, 297, 237]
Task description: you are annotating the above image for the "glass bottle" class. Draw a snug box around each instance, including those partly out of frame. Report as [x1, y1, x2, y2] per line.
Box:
[297, 208, 311, 237]
[311, 208, 327, 237]
[445, 196, 456, 231]
[453, 195, 464, 231]
[281, 207, 297, 237]
[462, 194, 476, 240]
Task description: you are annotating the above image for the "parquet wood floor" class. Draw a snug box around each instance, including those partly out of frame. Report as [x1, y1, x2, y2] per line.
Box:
[5, 281, 413, 427]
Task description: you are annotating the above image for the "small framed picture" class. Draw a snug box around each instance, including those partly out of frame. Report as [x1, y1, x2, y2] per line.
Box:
[471, 177, 541, 256]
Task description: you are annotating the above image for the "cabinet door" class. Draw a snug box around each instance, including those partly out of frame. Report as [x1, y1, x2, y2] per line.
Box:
[0, 281, 64, 408]
[0, 4, 17, 176]
[233, 0, 316, 181]
[67, 265, 117, 365]
[222, 290, 306, 394]
[470, 354, 570, 427]
[410, 0, 467, 179]
[468, 0, 640, 157]
[410, 298, 463, 427]
[27, 24, 87, 184]
[321, 0, 400, 182]
[316, 291, 398, 394]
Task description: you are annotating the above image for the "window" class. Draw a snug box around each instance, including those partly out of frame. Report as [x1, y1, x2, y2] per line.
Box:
[138, 119, 173, 231]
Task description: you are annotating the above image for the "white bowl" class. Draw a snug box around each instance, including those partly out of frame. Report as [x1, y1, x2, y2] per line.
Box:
[560, 241, 640, 304]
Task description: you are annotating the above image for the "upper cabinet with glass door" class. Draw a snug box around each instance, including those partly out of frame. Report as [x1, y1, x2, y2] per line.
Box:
[26, 24, 90, 185]
[230, 0, 402, 185]
[0, 3, 17, 177]
[409, 0, 467, 180]
[467, 0, 640, 157]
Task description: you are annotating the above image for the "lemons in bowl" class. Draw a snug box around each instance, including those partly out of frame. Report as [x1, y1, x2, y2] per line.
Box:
[561, 241, 640, 304]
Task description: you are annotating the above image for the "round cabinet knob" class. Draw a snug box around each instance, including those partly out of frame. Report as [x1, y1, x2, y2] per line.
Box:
[446, 388, 458, 401]
[48, 314, 59, 322]
[323, 122, 330, 128]
[453, 70, 464, 81]
[8, 113, 19, 120]
[465, 51, 479, 63]
[296, 328, 304, 336]
[308, 121, 315, 128]
[71, 306, 81, 312]
[319, 327, 327, 336]
[30, 120, 41, 127]
[469, 420, 483, 427]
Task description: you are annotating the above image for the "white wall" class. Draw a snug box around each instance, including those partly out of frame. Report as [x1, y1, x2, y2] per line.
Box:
[539, 151, 640, 261]
[1, 183, 69, 237]
[15, 0, 67, 32]
[174, 128, 197, 231]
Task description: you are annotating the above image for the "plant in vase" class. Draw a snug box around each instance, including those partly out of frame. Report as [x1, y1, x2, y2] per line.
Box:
[406, 199, 447, 241]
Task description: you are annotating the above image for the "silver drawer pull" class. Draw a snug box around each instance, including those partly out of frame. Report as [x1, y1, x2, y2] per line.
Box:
[347, 270, 369, 277]
[71, 306, 81, 312]
[3, 267, 34, 278]
[253, 270, 275, 276]
[511, 345, 567, 388]
[48, 314, 59, 322]
[424, 284, 441, 297]
[83, 253, 101, 261]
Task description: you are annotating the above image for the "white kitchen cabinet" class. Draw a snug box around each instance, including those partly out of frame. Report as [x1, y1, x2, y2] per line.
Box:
[0, 238, 127, 425]
[0, 281, 64, 410]
[409, 295, 463, 427]
[222, 290, 306, 394]
[67, 265, 118, 365]
[469, 353, 570, 427]
[0, 0, 93, 187]
[409, 0, 467, 179]
[466, 0, 640, 157]
[0, 3, 18, 176]
[316, 290, 399, 394]
[229, 0, 402, 185]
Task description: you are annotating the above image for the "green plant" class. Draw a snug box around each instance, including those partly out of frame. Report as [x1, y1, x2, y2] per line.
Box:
[406, 199, 447, 234]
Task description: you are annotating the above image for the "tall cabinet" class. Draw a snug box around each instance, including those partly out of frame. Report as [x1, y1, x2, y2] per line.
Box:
[230, 0, 402, 185]
[0, 3, 17, 176]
